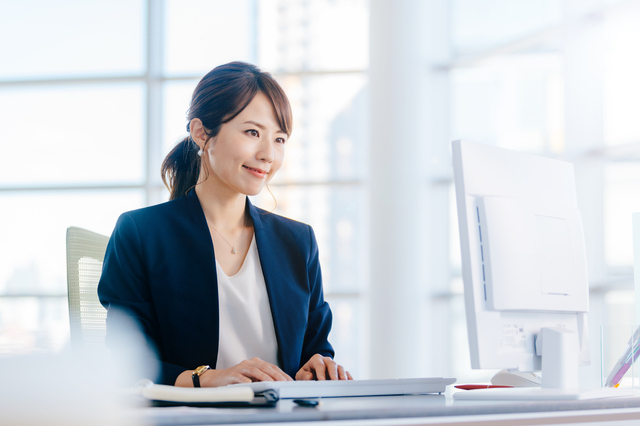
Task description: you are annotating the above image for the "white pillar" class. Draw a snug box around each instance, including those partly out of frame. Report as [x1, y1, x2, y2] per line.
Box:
[368, 0, 449, 379]
[563, 0, 604, 388]
[563, 0, 605, 284]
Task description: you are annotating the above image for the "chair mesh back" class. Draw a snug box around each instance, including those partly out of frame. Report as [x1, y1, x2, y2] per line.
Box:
[66, 226, 110, 349]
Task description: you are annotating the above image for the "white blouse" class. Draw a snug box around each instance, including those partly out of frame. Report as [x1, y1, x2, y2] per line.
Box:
[215, 234, 280, 370]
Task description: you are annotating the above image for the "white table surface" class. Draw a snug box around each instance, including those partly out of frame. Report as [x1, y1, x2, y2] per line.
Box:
[139, 393, 640, 426]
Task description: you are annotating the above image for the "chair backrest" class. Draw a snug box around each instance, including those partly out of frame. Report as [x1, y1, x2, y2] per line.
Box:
[66, 226, 110, 350]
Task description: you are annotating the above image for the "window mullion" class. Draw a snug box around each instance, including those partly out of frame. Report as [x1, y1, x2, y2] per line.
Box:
[145, 0, 165, 206]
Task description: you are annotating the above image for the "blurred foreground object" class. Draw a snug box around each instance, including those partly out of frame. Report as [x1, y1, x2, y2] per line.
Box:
[0, 309, 157, 425]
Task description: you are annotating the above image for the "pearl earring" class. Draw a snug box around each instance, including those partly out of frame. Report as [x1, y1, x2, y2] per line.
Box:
[197, 149, 203, 157]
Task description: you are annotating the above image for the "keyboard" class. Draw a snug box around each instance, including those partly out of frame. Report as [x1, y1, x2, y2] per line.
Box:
[227, 377, 456, 399]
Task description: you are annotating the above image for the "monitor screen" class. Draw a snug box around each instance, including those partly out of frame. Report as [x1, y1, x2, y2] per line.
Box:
[452, 140, 592, 397]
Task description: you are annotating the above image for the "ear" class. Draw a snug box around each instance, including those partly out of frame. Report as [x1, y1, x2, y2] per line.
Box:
[189, 118, 209, 149]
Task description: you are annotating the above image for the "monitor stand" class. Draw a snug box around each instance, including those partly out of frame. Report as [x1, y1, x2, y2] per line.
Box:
[454, 327, 640, 401]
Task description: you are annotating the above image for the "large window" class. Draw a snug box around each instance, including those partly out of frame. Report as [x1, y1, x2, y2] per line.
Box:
[0, 0, 368, 379]
[0, 0, 147, 355]
[4, 0, 640, 384]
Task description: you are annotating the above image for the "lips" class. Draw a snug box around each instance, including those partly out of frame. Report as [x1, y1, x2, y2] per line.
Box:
[243, 165, 268, 177]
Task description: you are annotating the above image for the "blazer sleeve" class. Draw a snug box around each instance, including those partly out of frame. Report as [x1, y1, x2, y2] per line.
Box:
[300, 226, 335, 365]
[97, 213, 185, 385]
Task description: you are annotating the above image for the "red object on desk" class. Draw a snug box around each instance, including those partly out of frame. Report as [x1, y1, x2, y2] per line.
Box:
[455, 385, 514, 390]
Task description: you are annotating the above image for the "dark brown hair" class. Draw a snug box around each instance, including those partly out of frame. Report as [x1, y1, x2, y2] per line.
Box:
[161, 62, 293, 200]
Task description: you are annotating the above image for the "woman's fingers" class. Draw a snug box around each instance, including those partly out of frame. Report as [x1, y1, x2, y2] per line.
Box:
[252, 358, 292, 381]
[297, 354, 353, 381]
[242, 365, 276, 382]
[297, 370, 314, 380]
[223, 373, 253, 385]
[256, 360, 293, 381]
[201, 369, 252, 387]
[312, 355, 326, 380]
[323, 358, 339, 380]
[239, 358, 293, 382]
[202, 358, 292, 387]
[338, 365, 347, 380]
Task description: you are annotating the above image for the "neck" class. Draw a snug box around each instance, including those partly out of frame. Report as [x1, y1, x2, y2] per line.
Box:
[195, 182, 247, 230]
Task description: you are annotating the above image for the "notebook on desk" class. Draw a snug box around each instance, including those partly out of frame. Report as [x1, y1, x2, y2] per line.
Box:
[226, 377, 456, 399]
[135, 380, 279, 407]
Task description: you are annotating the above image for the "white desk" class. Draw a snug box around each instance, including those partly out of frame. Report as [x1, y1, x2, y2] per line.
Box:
[139, 394, 640, 425]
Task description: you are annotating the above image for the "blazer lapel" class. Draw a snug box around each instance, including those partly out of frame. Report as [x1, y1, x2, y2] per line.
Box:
[184, 189, 221, 366]
[248, 199, 300, 375]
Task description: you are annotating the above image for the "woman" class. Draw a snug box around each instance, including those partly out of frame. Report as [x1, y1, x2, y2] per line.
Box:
[98, 62, 352, 387]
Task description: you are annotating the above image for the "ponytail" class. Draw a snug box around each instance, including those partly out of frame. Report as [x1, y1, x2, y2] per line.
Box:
[161, 136, 201, 200]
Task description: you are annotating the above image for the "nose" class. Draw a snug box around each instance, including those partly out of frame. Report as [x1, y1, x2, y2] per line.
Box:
[257, 138, 274, 163]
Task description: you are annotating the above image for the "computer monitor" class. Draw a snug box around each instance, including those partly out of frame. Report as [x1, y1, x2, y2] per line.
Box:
[451, 140, 628, 400]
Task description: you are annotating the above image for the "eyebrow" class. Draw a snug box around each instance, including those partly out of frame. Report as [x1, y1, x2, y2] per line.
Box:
[242, 121, 287, 135]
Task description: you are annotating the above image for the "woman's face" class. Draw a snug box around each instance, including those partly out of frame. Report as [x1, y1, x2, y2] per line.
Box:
[202, 92, 288, 197]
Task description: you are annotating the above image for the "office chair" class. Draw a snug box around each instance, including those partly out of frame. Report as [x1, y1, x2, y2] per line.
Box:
[65, 226, 109, 350]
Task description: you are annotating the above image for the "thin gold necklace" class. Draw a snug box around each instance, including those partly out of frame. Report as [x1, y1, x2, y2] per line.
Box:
[210, 224, 244, 254]
[209, 211, 249, 254]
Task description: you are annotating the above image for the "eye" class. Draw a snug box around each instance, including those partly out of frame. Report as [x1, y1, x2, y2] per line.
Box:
[247, 129, 259, 137]
[275, 137, 286, 145]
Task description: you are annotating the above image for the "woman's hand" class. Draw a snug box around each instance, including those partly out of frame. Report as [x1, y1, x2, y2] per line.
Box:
[176, 357, 293, 387]
[295, 354, 353, 381]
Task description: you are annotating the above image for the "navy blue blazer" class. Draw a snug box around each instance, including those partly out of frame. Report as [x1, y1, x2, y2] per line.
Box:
[98, 189, 334, 385]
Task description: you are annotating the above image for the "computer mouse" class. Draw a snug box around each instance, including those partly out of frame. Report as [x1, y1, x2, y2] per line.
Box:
[490, 369, 542, 387]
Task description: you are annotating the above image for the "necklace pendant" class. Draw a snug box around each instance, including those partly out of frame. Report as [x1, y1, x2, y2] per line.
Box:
[231, 248, 236, 254]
